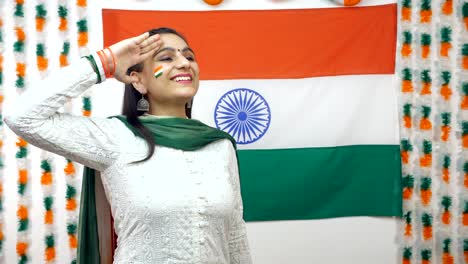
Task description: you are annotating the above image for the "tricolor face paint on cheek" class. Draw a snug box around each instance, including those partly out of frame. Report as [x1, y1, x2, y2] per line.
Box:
[153, 65, 164, 78]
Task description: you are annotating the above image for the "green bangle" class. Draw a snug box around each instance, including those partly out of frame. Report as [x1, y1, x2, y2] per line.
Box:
[83, 55, 102, 84]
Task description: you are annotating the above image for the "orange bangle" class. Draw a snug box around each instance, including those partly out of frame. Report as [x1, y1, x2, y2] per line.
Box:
[102, 50, 112, 78]
[101, 49, 114, 78]
[105, 48, 116, 76]
[106, 54, 114, 78]
[96, 50, 110, 78]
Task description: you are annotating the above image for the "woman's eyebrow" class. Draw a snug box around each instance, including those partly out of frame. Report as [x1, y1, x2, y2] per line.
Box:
[153, 47, 174, 57]
[181, 47, 195, 54]
[153, 47, 195, 57]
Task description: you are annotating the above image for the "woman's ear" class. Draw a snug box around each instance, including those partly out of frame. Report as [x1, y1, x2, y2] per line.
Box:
[130, 71, 147, 95]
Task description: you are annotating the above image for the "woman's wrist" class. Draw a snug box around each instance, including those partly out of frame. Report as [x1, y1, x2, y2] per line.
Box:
[82, 52, 108, 84]
[92, 52, 106, 82]
[83, 47, 116, 84]
[96, 48, 116, 79]
[83, 54, 102, 84]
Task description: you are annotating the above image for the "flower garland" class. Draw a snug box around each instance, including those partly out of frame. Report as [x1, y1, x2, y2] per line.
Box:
[420, 70, 432, 95]
[436, 3, 457, 263]
[440, 71, 452, 101]
[402, 68, 414, 93]
[41, 153, 56, 263]
[420, 0, 432, 23]
[13, 0, 31, 263]
[58, 0, 70, 67]
[0, 0, 5, 261]
[421, 33, 431, 59]
[419, 140, 433, 198]
[416, 1, 437, 261]
[76, 0, 88, 56]
[64, 159, 78, 263]
[437, 108, 453, 237]
[36, 1, 47, 77]
[440, 27, 452, 58]
[364, 0, 459, 263]
[57, 1, 80, 262]
[403, 104, 413, 129]
[459, 0, 468, 262]
[401, 31, 412, 58]
[14, 1, 25, 90]
[398, 1, 417, 261]
[77, 0, 92, 118]
[16, 137, 30, 264]
[441, 195, 452, 225]
[401, 0, 411, 22]
[36, 1, 57, 262]
[420, 105, 432, 130]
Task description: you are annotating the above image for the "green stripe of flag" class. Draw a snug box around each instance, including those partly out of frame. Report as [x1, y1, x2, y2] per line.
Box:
[238, 144, 402, 221]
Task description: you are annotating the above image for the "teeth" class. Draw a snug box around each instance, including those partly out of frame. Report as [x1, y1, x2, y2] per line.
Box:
[174, 76, 192, 82]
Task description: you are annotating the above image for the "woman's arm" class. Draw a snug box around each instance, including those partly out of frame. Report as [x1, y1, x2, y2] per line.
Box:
[4, 32, 162, 171]
[227, 144, 253, 264]
[4, 56, 126, 171]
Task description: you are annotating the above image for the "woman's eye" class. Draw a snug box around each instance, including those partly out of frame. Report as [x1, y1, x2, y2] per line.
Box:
[186, 56, 195, 61]
[160, 57, 172, 61]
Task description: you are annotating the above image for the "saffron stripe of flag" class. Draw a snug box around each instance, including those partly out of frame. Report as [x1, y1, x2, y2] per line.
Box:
[103, 4, 396, 79]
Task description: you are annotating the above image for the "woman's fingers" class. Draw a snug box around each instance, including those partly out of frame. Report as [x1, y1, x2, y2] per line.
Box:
[139, 39, 162, 56]
[132, 32, 150, 46]
[111, 32, 163, 84]
[138, 34, 160, 53]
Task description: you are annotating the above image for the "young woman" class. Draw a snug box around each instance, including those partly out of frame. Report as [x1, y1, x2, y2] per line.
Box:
[5, 27, 252, 264]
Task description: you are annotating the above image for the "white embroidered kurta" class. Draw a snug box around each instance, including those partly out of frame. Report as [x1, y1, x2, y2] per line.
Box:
[4, 58, 252, 264]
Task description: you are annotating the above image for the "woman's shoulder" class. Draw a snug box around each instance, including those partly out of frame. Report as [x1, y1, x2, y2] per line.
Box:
[202, 138, 236, 159]
[103, 116, 136, 135]
[98, 116, 143, 148]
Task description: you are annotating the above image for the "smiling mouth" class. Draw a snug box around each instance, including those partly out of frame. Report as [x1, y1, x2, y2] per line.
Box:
[173, 76, 192, 82]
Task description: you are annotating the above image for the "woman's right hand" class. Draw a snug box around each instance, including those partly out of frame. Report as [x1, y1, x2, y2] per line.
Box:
[107, 32, 162, 84]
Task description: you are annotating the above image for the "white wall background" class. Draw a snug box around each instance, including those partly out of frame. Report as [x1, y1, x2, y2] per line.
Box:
[1, 0, 399, 263]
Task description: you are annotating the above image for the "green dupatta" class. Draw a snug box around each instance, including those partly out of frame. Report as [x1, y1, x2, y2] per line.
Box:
[77, 116, 236, 264]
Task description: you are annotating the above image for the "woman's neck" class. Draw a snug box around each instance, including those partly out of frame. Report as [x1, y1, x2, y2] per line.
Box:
[148, 104, 187, 118]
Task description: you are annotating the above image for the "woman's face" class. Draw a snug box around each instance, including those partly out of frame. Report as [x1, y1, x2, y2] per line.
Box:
[135, 33, 200, 107]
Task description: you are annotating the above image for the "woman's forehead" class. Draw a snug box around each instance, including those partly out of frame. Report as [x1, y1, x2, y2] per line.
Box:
[160, 33, 189, 48]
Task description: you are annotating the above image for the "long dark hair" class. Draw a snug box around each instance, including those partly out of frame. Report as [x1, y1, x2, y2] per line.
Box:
[122, 27, 193, 163]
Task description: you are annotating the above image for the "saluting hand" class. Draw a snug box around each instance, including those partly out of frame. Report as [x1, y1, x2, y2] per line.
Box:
[108, 32, 162, 84]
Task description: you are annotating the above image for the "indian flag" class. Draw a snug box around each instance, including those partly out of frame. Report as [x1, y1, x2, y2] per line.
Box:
[101, 1, 401, 221]
[153, 65, 164, 78]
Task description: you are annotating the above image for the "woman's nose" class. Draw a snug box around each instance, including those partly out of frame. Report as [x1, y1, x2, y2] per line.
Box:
[176, 55, 190, 69]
